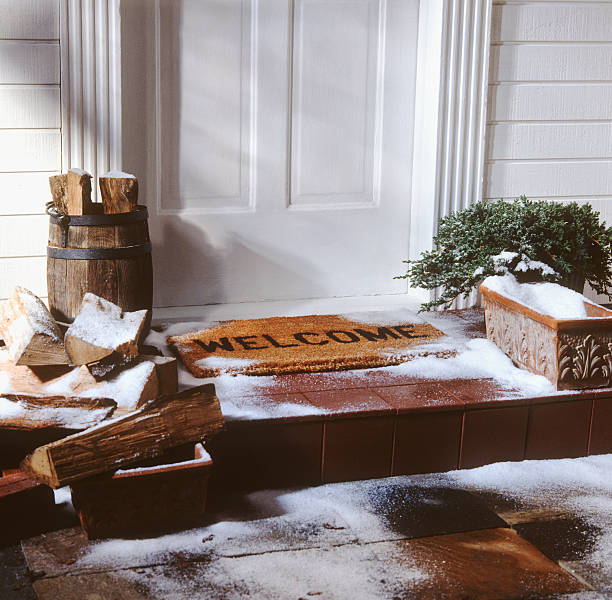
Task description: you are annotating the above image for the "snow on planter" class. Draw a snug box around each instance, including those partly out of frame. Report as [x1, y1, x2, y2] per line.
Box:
[480, 275, 612, 390]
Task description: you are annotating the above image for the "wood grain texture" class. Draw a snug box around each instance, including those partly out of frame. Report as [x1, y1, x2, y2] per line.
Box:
[20, 384, 225, 488]
[0, 130, 60, 172]
[98, 176, 138, 214]
[47, 214, 153, 321]
[0, 86, 60, 128]
[0, 0, 59, 39]
[0, 40, 59, 84]
[71, 443, 211, 540]
[66, 170, 94, 216]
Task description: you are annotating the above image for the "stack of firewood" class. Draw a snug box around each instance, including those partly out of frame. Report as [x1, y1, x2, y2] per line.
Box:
[0, 288, 225, 538]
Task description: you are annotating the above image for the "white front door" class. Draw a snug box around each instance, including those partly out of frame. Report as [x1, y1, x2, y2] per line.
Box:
[149, 0, 418, 308]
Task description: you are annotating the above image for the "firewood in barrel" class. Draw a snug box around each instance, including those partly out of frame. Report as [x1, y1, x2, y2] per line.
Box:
[0, 286, 69, 365]
[66, 168, 98, 215]
[48, 174, 68, 213]
[64, 293, 149, 366]
[20, 384, 225, 488]
[98, 171, 138, 214]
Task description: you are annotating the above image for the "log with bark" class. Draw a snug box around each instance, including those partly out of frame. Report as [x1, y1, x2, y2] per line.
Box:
[20, 384, 225, 488]
[0, 286, 69, 365]
[98, 171, 138, 214]
[64, 293, 149, 365]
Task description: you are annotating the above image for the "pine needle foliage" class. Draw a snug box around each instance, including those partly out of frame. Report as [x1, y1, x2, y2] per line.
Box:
[398, 197, 612, 311]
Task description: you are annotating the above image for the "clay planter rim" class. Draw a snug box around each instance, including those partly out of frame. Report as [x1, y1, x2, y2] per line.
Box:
[110, 442, 211, 481]
[479, 284, 612, 331]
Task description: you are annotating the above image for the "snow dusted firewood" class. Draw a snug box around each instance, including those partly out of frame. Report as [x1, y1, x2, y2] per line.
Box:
[98, 171, 138, 214]
[0, 394, 116, 430]
[64, 293, 149, 366]
[0, 287, 69, 366]
[48, 174, 68, 213]
[20, 384, 224, 488]
[66, 168, 97, 215]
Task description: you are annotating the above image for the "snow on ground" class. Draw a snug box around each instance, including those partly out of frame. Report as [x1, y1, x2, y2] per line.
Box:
[144, 311, 556, 422]
[74, 453, 612, 598]
[483, 274, 590, 320]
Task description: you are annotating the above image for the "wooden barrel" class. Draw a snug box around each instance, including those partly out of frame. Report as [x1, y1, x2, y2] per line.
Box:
[47, 206, 153, 324]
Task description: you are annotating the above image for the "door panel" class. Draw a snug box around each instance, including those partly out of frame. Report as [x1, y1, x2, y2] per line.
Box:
[150, 0, 418, 307]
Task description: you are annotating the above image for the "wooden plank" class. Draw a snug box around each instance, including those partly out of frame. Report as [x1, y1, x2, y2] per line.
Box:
[0, 130, 61, 172]
[484, 160, 612, 199]
[0, 215, 48, 257]
[0, 172, 58, 215]
[0, 86, 60, 128]
[0, 40, 59, 84]
[488, 83, 612, 122]
[487, 123, 612, 161]
[492, 4, 612, 42]
[20, 384, 225, 488]
[0, 0, 59, 39]
[47, 256, 67, 322]
[0, 256, 46, 300]
[490, 44, 612, 82]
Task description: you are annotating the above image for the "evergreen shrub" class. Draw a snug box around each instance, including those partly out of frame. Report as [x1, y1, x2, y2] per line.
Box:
[398, 197, 612, 311]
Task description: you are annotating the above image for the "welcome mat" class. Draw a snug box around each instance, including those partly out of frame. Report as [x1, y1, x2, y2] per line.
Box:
[168, 313, 447, 377]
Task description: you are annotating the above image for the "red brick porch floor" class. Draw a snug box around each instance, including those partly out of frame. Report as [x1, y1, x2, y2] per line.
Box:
[207, 309, 612, 492]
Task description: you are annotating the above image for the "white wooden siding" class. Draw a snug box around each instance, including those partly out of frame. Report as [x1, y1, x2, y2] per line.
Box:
[486, 0, 612, 302]
[0, 0, 60, 300]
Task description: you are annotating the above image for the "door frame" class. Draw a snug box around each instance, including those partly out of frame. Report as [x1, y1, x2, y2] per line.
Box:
[59, 0, 492, 313]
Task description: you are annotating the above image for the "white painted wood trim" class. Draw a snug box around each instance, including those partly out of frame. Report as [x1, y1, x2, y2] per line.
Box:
[410, 0, 492, 308]
[60, 0, 121, 190]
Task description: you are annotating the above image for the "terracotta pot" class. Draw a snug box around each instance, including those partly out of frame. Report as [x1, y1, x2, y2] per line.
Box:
[480, 283, 612, 390]
[71, 443, 212, 539]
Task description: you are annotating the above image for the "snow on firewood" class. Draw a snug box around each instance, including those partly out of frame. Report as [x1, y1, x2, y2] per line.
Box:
[483, 274, 589, 320]
[65, 294, 148, 365]
[0, 286, 69, 365]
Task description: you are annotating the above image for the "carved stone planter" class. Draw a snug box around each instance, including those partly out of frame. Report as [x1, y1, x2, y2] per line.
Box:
[480, 283, 612, 390]
[71, 443, 212, 539]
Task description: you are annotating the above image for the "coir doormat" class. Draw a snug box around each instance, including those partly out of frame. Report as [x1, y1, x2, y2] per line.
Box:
[168, 313, 447, 377]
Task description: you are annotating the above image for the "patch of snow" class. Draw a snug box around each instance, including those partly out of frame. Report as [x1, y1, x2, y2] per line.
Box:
[483, 274, 588, 320]
[66, 293, 147, 350]
[196, 356, 255, 371]
[79, 361, 155, 410]
[100, 170, 136, 179]
[0, 396, 25, 418]
[0, 369, 13, 394]
[68, 168, 91, 176]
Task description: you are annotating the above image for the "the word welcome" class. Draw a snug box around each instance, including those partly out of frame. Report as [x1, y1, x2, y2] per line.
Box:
[192, 325, 429, 353]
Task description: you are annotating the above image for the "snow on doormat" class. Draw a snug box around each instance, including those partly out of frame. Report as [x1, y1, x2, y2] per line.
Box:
[168, 313, 448, 377]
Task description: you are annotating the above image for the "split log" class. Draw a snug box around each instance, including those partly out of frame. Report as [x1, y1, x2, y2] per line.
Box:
[20, 384, 224, 488]
[48, 174, 68, 213]
[0, 286, 69, 365]
[0, 394, 116, 430]
[66, 169, 96, 215]
[146, 355, 178, 395]
[64, 293, 149, 365]
[98, 171, 138, 214]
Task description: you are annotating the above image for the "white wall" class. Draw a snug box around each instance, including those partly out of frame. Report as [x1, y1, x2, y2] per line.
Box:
[0, 0, 60, 301]
[486, 1, 612, 212]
